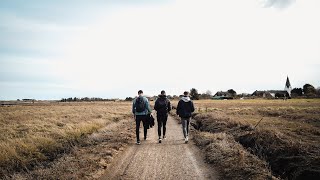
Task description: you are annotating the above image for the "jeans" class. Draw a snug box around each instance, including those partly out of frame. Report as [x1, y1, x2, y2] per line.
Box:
[181, 117, 191, 138]
[135, 115, 148, 142]
[157, 114, 168, 138]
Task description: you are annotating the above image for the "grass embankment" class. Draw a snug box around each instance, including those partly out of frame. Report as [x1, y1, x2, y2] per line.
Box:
[0, 101, 132, 178]
[173, 99, 320, 180]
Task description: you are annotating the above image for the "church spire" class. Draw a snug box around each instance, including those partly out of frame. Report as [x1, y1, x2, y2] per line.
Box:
[285, 76, 292, 96]
[285, 76, 291, 88]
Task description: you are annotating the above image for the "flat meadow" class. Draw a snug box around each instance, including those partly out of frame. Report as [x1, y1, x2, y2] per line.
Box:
[1, 98, 319, 179]
[172, 98, 320, 179]
[0, 101, 132, 178]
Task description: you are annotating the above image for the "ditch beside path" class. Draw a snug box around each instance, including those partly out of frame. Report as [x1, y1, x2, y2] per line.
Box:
[100, 114, 218, 180]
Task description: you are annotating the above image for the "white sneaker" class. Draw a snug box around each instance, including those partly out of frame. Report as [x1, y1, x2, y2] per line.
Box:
[185, 136, 189, 143]
[159, 137, 162, 143]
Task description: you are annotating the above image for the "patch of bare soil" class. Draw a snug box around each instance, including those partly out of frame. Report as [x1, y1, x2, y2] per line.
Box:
[8, 118, 135, 180]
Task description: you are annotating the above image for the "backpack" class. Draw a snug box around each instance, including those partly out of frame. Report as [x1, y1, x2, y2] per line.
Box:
[135, 97, 146, 113]
[158, 98, 168, 110]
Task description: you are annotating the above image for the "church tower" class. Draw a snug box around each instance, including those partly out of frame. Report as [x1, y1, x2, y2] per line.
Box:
[284, 76, 292, 96]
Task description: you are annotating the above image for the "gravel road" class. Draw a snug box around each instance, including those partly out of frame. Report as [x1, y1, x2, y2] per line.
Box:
[100, 115, 217, 180]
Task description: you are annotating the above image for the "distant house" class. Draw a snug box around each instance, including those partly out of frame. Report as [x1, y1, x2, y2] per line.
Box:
[251, 76, 292, 99]
[213, 91, 233, 99]
[22, 99, 36, 102]
[251, 91, 267, 97]
[251, 90, 289, 99]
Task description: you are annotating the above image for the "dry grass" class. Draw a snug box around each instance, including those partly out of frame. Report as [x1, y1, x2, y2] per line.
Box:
[194, 131, 277, 180]
[172, 99, 320, 179]
[0, 101, 132, 178]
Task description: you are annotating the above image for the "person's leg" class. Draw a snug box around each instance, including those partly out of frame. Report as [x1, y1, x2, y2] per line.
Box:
[181, 118, 187, 138]
[186, 117, 190, 137]
[142, 115, 148, 140]
[135, 116, 141, 143]
[163, 114, 168, 138]
[157, 115, 162, 138]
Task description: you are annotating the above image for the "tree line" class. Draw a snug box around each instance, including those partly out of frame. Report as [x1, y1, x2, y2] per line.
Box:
[60, 97, 119, 102]
[291, 84, 320, 97]
[61, 83, 319, 102]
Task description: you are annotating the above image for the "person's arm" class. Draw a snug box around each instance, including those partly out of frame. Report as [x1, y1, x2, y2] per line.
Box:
[132, 99, 136, 114]
[190, 101, 195, 113]
[145, 98, 152, 114]
[167, 100, 171, 112]
[176, 100, 181, 116]
[154, 99, 158, 111]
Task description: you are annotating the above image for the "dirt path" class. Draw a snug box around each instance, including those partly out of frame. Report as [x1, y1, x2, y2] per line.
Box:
[100, 115, 217, 180]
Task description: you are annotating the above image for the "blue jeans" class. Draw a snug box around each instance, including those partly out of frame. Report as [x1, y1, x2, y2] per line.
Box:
[181, 117, 190, 138]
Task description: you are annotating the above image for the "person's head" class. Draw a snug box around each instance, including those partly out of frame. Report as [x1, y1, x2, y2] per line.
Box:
[161, 90, 166, 95]
[138, 90, 143, 96]
[183, 91, 189, 96]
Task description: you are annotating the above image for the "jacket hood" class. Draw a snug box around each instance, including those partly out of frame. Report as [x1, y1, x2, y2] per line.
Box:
[158, 95, 167, 99]
[181, 96, 191, 102]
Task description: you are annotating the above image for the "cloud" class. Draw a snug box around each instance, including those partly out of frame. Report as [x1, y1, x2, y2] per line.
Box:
[261, 0, 296, 9]
[0, 13, 85, 33]
[1, 0, 319, 100]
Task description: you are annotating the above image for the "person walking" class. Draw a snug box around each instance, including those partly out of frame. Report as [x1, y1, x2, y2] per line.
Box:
[176, 91, 195, 143]
[132, 90, 152, 145]
[154, 90, 171, 143]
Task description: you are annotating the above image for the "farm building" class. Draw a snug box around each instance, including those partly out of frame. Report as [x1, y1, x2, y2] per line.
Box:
[251, 76, 292, 99]
[251, 90, 289, 98]
[213, 91, 233, 99]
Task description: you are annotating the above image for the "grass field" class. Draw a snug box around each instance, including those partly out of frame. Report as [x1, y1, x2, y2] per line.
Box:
[2, 99, 320, 179]
[0, 101, 132, 178]
[172, 99, 320, 180]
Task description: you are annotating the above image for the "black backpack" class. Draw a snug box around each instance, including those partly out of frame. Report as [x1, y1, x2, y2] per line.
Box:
[135, 97, 146, 112]
[158, 98, 168, 110]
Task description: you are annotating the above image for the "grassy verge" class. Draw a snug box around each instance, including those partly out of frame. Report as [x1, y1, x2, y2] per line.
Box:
[171, 99, 320, 179]
[194, 131, 277, 180]
[0, 102, 131, 178]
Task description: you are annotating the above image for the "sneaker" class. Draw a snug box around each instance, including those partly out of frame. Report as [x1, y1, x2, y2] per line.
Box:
[163, 136, 166, 140]
[136, 141, 141, 145]
[159, 138, 162, 143]
[185, 136, 189, 144]
[144, 137, 147, 141]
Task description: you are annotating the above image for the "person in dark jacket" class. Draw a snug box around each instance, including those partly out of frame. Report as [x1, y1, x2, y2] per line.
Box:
[176, 91, 195, 143]
[132, 90, 152, 145]
[154, 90, 171, 143]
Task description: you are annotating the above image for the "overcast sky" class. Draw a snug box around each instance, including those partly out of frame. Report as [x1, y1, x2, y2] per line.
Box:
[0, 0, 319, 100]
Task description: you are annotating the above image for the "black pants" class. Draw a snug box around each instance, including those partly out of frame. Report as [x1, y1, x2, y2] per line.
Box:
[157, 113, 168, 137]
[135, 115, 148, 142]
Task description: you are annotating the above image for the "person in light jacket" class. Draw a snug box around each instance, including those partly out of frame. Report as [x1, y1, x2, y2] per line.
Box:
[132, 90, 152, 145]
[176, 91, 195, 143]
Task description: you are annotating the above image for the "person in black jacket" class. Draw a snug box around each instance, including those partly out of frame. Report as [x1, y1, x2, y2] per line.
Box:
[176, 91, 195, 143]
[154, 90, 171, 143]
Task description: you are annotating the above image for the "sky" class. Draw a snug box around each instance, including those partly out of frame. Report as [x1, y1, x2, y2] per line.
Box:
[0, 0, 319, 100]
